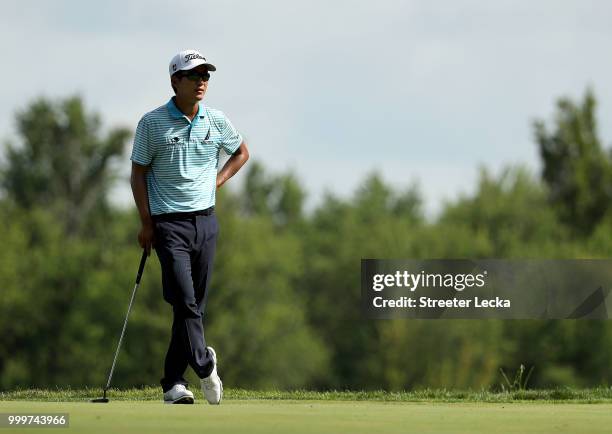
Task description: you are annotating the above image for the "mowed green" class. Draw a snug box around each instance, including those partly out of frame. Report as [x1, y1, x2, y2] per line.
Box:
[1, 400, 611, 434]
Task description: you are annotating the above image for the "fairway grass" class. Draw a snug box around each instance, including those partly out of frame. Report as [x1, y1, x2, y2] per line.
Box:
[1, 400, 611, 434]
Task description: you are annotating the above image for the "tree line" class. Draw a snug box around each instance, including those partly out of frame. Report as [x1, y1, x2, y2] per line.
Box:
[1, 90, 611, 391]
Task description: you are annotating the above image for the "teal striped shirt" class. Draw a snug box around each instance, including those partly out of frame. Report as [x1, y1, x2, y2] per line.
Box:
[130, 98, 243, 215]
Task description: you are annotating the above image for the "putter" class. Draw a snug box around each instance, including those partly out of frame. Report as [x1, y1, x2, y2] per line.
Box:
[92, 249, 148, 403]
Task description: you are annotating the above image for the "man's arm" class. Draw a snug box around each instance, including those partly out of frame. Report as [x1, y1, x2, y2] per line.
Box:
[130, 162, 155, 256]
[216, 141, 250, 189]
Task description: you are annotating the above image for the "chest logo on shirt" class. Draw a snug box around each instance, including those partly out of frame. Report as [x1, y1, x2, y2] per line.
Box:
[165, 136, 188, 149]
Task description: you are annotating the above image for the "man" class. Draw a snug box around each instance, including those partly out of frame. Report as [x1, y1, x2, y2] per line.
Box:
[130, 49, 249, 405]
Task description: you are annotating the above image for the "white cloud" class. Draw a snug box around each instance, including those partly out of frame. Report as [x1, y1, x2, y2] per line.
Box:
[2, 0, 612, 217]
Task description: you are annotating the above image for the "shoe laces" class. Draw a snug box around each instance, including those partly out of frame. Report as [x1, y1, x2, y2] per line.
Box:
[202, 375, 217, 389]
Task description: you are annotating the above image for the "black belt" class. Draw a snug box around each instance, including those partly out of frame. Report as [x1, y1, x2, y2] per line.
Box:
[152, 207, 215, 221]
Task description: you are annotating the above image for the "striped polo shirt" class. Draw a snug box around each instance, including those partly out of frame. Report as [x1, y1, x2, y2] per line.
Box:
[130, 98, 243, 215]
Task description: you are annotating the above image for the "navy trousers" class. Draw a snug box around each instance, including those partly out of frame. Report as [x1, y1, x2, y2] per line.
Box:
[153, 212, 218, 392]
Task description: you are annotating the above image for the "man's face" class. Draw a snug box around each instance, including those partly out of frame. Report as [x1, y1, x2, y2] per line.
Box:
[172, 65, 210, 101]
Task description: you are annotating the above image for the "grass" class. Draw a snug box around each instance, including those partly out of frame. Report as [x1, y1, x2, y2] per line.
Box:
[1, 400, 612, 434]
[2, 389, 612, 434]
[2, 387, 612, 403]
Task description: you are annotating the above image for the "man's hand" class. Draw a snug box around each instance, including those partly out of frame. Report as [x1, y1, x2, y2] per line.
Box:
[138, 220, 155, 256]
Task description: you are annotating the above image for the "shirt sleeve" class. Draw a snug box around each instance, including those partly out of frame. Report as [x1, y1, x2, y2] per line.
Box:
[130, 115, 154, 165]
[217, 112, 243, 155]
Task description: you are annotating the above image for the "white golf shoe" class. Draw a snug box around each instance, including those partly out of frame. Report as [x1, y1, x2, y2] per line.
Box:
[201, 346, 223, 405]
[163, 384, 194, 404]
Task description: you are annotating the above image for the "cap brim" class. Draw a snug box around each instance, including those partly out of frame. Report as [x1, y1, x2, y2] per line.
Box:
[180, 60, 217, 72]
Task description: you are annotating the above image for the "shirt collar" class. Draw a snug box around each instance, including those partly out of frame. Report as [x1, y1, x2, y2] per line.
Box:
[166, 97, 205, 120]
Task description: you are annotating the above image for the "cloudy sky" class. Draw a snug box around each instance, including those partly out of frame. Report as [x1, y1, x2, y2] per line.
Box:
[1, 1, 611, 216]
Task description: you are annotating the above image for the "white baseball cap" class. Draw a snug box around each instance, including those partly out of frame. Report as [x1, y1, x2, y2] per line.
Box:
[169, 49, 216, 76]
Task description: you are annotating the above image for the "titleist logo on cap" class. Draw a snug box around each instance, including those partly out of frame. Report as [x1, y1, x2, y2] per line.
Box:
[185, 53, 206, 62]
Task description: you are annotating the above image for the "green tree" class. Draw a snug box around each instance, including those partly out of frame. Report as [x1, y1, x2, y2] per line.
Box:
[299, 173, 427, 389]
[438, 166, 569, 257]
[4, 91, 612, 392]
[0, 96, 130, 236]
[534, 89, 612, 235]
[206, 190, 329, 389]
[243, 161, 274, 216]
[241, 161, 306, 227]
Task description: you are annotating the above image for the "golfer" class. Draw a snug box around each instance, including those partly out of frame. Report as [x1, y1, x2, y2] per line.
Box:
[130, 49, 249, 404]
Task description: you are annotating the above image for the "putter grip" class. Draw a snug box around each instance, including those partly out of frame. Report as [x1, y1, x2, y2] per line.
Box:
[136, 249, 148, 284]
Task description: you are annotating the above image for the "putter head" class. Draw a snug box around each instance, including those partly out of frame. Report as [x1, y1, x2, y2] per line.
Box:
[91, 397, 109, 403]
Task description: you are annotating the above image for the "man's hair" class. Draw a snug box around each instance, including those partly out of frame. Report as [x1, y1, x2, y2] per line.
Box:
[171, 72, 181, 94]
